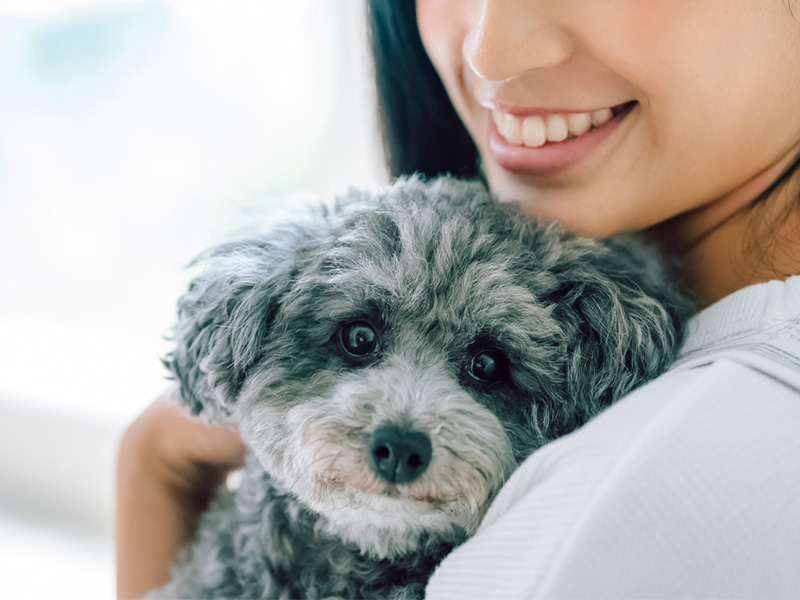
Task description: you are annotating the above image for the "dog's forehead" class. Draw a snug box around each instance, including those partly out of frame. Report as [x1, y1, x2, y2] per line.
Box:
[305, 198, 561, 343]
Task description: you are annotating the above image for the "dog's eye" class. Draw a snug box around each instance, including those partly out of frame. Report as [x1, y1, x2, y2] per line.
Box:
[467, 349, 508, 384]
[339, 321, 377, 357]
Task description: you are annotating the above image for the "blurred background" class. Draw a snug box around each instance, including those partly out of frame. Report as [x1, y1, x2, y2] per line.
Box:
[0, 0, 383, 596]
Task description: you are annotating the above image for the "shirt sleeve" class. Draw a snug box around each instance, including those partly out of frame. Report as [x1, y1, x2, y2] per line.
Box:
[425, 359, 800, 599]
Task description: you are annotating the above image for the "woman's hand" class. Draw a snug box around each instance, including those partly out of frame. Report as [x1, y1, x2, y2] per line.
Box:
[115, 389, 246, 599]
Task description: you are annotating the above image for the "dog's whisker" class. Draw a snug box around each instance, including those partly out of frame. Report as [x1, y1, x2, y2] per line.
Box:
[287, 455, 330, 493]
[287, 446, 350, 495]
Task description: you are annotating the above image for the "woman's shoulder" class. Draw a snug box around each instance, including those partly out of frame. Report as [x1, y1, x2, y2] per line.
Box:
[426, 275, 800, 599]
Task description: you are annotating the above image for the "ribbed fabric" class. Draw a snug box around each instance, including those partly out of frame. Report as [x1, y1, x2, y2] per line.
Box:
[426, 276, 800, 599]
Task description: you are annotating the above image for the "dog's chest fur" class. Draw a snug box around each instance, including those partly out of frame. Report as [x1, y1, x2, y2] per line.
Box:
[153, 454, 454, 599]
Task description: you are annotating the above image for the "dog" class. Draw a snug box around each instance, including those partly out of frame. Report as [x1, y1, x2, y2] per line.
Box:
[151, 176, 689, 599]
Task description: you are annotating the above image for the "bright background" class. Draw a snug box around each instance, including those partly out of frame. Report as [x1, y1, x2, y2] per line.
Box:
[0, 1, 383, 597]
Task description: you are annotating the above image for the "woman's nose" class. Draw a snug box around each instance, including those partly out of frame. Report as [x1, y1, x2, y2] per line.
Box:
[464, 0, 574, 82]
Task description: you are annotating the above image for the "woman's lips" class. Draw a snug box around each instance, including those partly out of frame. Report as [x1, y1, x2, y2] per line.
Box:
[487, 101, 637, 176]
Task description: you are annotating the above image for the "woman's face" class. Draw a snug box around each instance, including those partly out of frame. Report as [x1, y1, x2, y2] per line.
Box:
[417, 0, 800, 238]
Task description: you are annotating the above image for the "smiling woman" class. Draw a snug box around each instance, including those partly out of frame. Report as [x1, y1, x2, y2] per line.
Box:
[117, 0, 800, 597]
[415, 0, 800, 242]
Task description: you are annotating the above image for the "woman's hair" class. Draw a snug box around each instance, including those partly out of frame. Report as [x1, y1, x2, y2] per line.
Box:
[367, 0, 479, 179]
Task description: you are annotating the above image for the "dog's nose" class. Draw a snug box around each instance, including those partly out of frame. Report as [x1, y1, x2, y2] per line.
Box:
[370, 424, 432, 484]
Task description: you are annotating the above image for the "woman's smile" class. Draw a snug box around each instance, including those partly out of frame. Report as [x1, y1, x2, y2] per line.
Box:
[487, 100, 638, 176]
[417, 0, 800, 243]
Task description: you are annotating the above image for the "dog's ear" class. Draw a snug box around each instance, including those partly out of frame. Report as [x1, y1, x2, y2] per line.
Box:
[551, 236, 692, 422]
[163, 217, 321, 423]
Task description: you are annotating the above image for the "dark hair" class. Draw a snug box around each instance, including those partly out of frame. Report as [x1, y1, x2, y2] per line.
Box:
[366, 0, 479, 179]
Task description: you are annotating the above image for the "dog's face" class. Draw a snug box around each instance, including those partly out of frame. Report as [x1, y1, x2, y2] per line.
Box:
[167, 177, 687, 558]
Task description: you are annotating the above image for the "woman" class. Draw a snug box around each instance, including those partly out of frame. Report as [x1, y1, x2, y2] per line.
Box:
[117, 1, 800, 597]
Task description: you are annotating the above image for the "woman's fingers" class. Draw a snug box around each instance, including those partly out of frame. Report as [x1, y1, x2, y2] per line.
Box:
[115, 389, 246, 599]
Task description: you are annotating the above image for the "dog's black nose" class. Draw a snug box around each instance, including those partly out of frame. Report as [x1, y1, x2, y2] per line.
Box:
[370, 424, 432, 484]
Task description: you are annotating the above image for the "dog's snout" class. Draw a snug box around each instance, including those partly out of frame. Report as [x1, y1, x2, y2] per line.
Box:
[370, 424, 432, 484]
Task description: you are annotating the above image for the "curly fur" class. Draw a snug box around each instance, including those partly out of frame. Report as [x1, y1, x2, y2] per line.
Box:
[150, 176, 691, 599]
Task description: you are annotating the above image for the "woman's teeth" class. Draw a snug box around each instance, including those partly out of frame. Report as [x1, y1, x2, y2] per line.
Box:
[492, 107, 614, 147]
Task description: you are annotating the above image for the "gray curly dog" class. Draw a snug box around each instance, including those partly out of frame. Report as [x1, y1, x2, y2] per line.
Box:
[151, 176, 689, 599]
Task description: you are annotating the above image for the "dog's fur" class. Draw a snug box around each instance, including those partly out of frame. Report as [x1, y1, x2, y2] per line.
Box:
[151, 176, 689, 599]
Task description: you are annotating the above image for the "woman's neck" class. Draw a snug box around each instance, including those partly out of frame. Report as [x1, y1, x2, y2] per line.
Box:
[647, 153, 800, 309]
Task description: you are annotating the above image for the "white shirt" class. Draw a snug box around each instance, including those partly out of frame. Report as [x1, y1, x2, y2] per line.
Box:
[427, 276, 800, 599]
